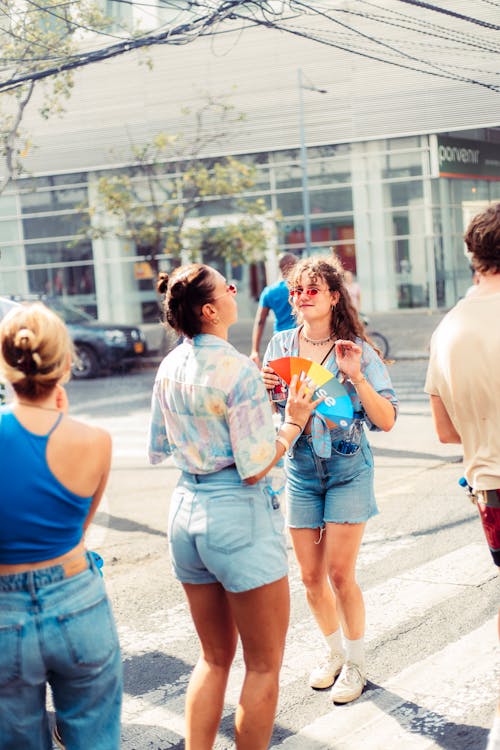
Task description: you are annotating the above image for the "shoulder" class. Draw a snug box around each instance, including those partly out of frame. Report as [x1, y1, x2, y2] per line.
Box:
[265, 327, 297, 360]
[272, 327, 296, 346]
[58, 417, 111, 456]
[262, 280, 286, 299]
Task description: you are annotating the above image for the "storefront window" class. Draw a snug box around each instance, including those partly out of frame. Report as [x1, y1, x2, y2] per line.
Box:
[25, 240, 95, 307]
[310, 186, 353, 215]
[23, 213, 88, 240]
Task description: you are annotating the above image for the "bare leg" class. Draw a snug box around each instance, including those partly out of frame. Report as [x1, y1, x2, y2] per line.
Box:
[289, 527, 339, 635]
[226, 576, 290, 750]
[182, 582, 238, 750]
[325, 522, 366, 639]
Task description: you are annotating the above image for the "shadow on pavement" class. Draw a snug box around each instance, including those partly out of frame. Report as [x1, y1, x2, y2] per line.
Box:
[372, 446, 462, 463]
[93, 512, 166, 538]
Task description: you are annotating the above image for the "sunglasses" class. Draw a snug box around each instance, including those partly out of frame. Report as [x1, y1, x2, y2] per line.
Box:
[212, 283, 237, 301]
[289, 287, 330, 298]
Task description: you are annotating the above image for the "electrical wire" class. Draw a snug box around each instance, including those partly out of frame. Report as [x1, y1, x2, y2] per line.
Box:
[395, 0, 500, 30]
[0, 0, 498, 92]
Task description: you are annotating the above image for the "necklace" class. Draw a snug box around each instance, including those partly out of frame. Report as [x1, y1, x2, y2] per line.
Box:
[301, 329, 335, 346]
[17, 401, 60, 412]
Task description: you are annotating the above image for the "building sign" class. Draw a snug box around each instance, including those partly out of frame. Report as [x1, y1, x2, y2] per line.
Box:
[134, 261, 154, 280]
[437, 136, 500, 180]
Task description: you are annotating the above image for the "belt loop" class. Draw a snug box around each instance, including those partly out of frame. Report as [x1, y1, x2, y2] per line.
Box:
[27, 570, 37, 602]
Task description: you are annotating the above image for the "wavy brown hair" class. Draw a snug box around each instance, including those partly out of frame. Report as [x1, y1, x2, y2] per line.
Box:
[288, 254, 384, 357]
[465, 203, 500, 274]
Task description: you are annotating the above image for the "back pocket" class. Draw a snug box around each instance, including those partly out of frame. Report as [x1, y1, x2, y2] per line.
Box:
[206, 494, 255, 554]
[0, 623, 22, 687]
[58, 596, 119, 668]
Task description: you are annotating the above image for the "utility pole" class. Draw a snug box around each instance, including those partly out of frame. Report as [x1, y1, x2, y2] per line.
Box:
[297, 68, 327, 255]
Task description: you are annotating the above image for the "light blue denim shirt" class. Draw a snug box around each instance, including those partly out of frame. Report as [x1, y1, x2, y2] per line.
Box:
[148, 334, 276, 479]
[264, 327, 398, 458]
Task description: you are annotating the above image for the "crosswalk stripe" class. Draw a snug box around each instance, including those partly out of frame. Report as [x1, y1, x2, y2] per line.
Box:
[274, 616, 498, 749]
[119, 542, 497, 749]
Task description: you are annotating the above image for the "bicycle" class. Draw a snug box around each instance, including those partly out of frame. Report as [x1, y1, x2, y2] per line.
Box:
[361, 314, 390, 359]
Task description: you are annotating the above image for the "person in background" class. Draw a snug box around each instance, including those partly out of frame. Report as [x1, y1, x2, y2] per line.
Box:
[344, 270, 362, 312]
[0, 302, 122, 750]
[424, 203, 500, 750]
[250, 252, 298, 367]
[148, 263, 319, 750]
[262, 254, 398, 705]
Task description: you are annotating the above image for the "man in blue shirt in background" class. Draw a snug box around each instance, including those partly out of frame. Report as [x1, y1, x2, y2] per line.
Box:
[250, 252, 298, 367]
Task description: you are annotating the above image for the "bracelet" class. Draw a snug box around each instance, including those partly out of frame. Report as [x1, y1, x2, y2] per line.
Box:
[284, 421, 303, 431]
[349, 375, 366, 386]
[276, 434, 290, 453]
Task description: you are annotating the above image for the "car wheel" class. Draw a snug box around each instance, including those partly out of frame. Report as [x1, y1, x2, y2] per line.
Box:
[72, 344, 99, 379]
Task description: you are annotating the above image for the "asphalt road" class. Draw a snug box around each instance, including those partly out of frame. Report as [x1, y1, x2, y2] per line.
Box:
[63, 358, 499, 750]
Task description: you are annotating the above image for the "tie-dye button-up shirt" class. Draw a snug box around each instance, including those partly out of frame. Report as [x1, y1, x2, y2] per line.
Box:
[148, 334, 276, 479]
[263, 327, 398, 458]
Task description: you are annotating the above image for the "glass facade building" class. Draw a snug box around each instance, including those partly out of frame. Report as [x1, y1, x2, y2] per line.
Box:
[1, 130, 498, 324]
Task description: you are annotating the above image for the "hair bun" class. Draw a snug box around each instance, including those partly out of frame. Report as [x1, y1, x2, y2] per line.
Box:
[157, 272, 169, 295]
[14, 328, 36, 350]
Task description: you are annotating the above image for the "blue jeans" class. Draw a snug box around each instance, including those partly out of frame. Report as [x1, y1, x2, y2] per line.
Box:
[169, 466, 288, 592]
[0, 552, 122, 750]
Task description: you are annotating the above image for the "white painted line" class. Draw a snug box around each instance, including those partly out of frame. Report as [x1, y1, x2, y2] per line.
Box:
[274, 617, 498, 749]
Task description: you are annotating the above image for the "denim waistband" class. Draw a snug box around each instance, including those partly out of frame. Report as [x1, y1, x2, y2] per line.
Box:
[0, 551, 94, 592]
[182, 464, 238, 485]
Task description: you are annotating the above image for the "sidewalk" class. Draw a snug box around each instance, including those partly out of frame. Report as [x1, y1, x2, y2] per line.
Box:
[140, 309, 446, 362]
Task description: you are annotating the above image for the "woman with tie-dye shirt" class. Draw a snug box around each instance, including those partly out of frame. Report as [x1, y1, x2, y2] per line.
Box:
[148, 263, 319, 750]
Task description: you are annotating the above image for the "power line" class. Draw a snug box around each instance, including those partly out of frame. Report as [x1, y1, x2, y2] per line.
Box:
[289, 0, 497, 90]
[0, 0, 498, 93]
[395, 0, 500, 30]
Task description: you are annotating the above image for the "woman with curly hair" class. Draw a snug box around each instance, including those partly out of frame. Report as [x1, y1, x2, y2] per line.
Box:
[262, 254, 398, 704]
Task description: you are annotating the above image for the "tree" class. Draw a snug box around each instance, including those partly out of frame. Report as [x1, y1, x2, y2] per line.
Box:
[91, 96, 273, 272]
[1, 2, 496, 196]
[0, 0, 133, 193]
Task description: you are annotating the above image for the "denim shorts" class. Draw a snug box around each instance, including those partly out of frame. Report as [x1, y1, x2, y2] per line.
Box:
[0, 552, 122, 750]
[285, 430, 378, 528]
[168, 465, 288, 593]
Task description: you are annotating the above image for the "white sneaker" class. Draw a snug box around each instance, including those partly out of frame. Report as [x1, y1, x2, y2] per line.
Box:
[330, 661, 366, 704]
[309, 651, 345, 689]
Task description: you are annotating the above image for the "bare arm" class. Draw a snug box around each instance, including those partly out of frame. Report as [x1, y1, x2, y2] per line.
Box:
[250, 306, 270, 367]
[83, 429, 112, 531]
[244, 375, 323, 484]
[429, 394, 462, 444]
[335, 340, 396, 432]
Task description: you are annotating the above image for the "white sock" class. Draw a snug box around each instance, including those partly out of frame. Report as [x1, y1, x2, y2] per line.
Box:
[323, 629, 344, 656]
[487, 714, 500, 750]
[344, 636, 366, 671]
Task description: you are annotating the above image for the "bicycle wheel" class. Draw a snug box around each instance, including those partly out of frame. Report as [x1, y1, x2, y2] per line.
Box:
[368, 330, 389, 359]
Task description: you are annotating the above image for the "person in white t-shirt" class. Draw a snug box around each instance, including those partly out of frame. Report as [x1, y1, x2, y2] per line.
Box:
[425, 203, 500, 750]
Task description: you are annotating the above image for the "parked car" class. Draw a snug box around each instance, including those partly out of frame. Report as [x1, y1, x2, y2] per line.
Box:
[5, 296, 147, 379]
[0, 297, 21, 404]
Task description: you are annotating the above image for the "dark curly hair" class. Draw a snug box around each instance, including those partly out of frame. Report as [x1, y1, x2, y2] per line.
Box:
[157, 263, 218, 339]
[465, 203, 500, 274]
[287, 254, 382, 355]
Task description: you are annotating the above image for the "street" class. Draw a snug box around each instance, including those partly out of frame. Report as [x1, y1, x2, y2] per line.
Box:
[64, 358, 499, 750]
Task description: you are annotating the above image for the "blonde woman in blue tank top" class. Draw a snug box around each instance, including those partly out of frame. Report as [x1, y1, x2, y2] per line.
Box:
[0, 303, 122, 750]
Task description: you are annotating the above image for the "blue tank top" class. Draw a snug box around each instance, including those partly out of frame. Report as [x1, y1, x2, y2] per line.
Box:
[0, 407, 93, 564]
